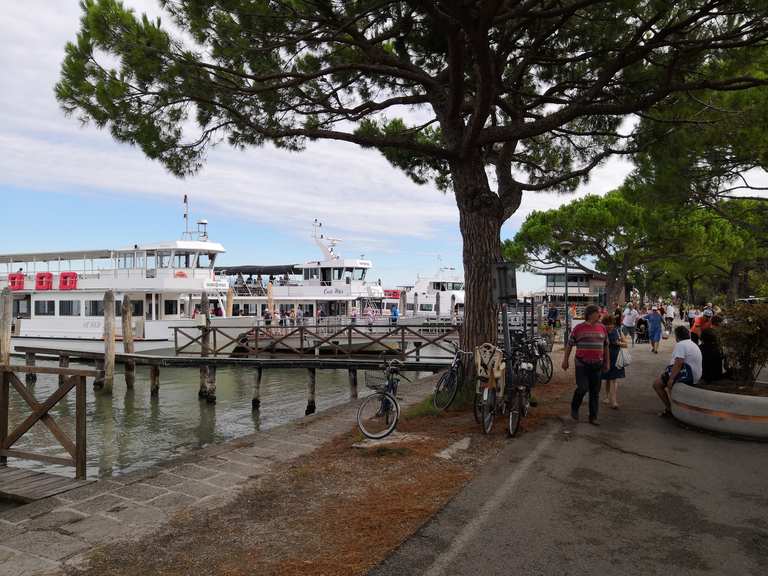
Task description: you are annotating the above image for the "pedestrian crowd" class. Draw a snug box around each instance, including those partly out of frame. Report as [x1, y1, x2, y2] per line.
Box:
[562, 300, 726, 425]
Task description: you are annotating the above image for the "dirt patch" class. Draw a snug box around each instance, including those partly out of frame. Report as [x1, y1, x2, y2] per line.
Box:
[67, 372, 573, 576]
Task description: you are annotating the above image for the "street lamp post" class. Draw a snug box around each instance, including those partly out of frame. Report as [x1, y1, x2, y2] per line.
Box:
[560, 241, 573, 343]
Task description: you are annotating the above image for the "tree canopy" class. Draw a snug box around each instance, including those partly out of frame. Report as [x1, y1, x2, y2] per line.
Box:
[56, 0, 768, 348]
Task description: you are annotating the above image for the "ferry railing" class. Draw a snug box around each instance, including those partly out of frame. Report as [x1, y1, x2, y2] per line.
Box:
[0, 364, 95, 479]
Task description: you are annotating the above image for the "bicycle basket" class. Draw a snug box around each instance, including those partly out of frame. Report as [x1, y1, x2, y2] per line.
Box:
[364, 370, 388, 390]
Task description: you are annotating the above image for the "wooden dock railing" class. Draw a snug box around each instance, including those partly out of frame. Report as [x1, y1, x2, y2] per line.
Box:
[173, 322, 462, 359]
[0, 364, 95, 480]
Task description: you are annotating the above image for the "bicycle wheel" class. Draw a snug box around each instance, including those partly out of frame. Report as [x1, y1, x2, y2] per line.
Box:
[433, 370, 459, 411]
[508, 387, 522, 437]
[357, 391, 400, 439]
[481, 387, 496, 434]
[536, 354, 553, 385]
[473, 392, 482, 423]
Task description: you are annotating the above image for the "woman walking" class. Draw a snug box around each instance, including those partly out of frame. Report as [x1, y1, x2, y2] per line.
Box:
[601, 315, 626, 409]
[646, 307, 663, 353]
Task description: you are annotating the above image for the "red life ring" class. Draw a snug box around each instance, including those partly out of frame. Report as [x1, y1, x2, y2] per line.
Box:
[59, 272, 78, 291]
[35, 272, 53, 291]
[8, 273, 25, 291]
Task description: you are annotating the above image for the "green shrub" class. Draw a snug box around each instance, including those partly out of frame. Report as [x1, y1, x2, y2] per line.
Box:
[718, 304, 768, 384]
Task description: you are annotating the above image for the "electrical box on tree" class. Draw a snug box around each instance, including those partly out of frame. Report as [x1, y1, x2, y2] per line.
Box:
[493, 261, 518, 304]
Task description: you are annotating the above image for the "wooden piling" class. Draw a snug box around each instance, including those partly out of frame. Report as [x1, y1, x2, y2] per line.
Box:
[24, 352, 36, 385]
[103, 290, 116, 393]
[413, 292, 419, 317]
[149, 365, 160, 397]
[206, 366, 217, 404]
[348, 367, 358, 399]
[199, 292, 211, 399]
[414, 341, 422, 361]
[58, 353, 69, 387]
[121, 294, 135, 389]
[305, 368, 316, 415]
[252, 367, 262, 411]
[0, 287, 11, 365]
[93, 359, 105, 389]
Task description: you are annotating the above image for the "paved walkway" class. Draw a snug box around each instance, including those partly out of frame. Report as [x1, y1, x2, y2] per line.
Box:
[0, 375, 437, 576]
[371, 335, 768, 576]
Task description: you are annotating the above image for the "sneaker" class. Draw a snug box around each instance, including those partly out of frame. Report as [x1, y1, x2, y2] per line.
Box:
[589, 418, 600, 426]
[570, 409, 579, 421]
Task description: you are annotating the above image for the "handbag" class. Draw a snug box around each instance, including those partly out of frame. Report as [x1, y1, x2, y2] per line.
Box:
[616, 348, 632, 369]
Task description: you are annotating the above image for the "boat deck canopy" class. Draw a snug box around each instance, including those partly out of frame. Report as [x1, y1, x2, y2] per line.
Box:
[0, 250, 112, 264]
[215, 265, 301, 276]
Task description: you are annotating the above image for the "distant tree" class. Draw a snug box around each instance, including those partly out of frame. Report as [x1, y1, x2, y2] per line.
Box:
[504, 190, 673, 306]
[56, 0, 768, 351]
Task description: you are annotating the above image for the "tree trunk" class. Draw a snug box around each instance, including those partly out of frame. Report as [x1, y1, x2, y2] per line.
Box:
[604, 275, 626, 308]
[727, 262, 743, 305]
[686, 276, 696, 304]
[453, 159, 504, 356]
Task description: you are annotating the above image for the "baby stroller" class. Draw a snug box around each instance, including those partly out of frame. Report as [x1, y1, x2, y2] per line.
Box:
[635, 318, 650, 344]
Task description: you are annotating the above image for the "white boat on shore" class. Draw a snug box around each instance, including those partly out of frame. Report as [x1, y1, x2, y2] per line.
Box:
[382, 268, 465, 319]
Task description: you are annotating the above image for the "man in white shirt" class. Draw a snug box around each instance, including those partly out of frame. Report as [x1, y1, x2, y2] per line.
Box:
[621, 303, 639, 347]
[652, 325, 702, 417]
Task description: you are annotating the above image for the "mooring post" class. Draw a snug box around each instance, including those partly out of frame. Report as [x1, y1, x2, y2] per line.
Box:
[414, 341, 422, 361]
[121, 294, 135, 389]
[252, 366, 262, 411]
[94, 358, 105, 389]
[58, 353, 69, 387]
[150, 365, 160, 397]
[305, 368, 317, 415]
[199, 292, 211, 399]
[0, 287, 11, 366]
[206, 365, 217, 404]
[348, 367, 358, 399]
[24, 352, 36, 385]
[103, 290, 116, 393]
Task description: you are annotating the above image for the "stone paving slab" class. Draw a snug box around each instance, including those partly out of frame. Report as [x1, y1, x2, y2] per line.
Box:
[0, 373, 438, 574]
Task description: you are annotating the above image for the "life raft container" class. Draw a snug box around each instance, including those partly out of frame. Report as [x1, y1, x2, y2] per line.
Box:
[8, 273, 25, 291]
[59, 272, 78, 291]
[35, 272, 54, 291]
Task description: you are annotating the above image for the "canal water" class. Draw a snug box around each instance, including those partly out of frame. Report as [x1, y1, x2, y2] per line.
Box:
[5, 359, 364, 479]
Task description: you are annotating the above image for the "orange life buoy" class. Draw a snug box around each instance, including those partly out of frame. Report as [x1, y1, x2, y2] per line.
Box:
[59, 272, 78, 291]
[35, 272, 53, 291]
[8, 273, 25, 291]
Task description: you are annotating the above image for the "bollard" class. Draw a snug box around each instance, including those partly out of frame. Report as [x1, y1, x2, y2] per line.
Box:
[414, 341, 422, 361]
[252, 366, 262, 411]
[93, 358, 105, 389]
[305, 368, 316, 415]
[25, 352, 37, 385]
[348, 367, 358, 399]
[150, 365, 160, 397]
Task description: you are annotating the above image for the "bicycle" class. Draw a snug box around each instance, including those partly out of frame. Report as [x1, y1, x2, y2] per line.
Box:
[506, 343, 536, 437]
[474, 343, 508, 434]
[433, 343, 473, 411]
[357, 359, 410, 439]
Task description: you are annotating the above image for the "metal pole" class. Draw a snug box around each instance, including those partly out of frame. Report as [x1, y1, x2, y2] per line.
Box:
[564, 259, 570, 343]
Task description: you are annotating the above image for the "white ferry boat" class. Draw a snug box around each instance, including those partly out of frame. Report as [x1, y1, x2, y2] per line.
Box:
[382, 268, 465, 319]
[0, 219, 384, 350]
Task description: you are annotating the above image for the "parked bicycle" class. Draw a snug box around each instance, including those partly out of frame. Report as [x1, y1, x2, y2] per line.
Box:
[357, 359, 411, 439]
[506, 341, 537, 437]
[433, 343, 473, 411]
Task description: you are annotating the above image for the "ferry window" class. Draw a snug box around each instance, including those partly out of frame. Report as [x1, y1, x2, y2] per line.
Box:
[59, 301, 81, 316]
[452, 283, 464, 290]
[164, 300, 179, 315]
[146, 252, 157, 269]
[157, 251, 172, 268]
[343, 268, 354, 280]
[131, 301, 144, 317]
[85, 300, 104, 317]
[352, 268, 366, 281]
[304, 268, 319, 281]
[34, 300, 55, 316]
[419, 304, 433, 312]
[321, 268, 332, 284]
[406, 303, 414, 311]
[119, 254, 134, 269]
[197, 253, 214, 268]
[332, 268, 343, 281]
[174, 253, 191, 268]
[13, 299, 30, 317]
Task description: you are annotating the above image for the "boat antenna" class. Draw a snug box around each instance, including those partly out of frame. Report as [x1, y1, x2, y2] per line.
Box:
[182, 194, 193, 240]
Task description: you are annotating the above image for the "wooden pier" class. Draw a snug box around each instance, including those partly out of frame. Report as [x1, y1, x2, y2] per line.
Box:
[0, 466, 90, 503]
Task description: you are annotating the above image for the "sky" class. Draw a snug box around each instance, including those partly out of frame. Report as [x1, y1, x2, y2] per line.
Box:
[0, 1, 635, 293]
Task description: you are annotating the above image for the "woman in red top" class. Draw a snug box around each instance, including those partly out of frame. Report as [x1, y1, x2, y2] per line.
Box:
[562, 305, 609, 425]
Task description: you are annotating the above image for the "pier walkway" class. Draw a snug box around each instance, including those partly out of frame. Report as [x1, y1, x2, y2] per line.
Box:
[0, 367, 439, 575]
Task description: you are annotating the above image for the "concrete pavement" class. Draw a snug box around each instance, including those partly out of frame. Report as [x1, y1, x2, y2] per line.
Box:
[370, 336, 768, 576]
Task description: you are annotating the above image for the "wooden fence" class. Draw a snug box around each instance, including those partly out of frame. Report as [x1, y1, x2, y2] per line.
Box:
[0, 364, 94, 479]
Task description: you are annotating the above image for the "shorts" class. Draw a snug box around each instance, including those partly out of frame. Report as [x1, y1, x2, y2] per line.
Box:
[660, 363, 694, 387]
